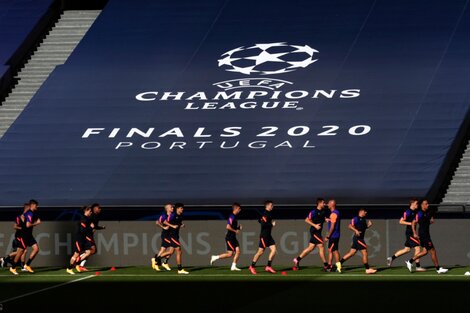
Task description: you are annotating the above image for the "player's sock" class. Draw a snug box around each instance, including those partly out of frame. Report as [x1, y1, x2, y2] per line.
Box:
[80, 259, 87, 267]
[4, 256, 11, 265]
[267, 260, 272, 267]
[20, 261, 25, 268]
[340, 258, 345, 264]
[416, 262, 421, 268]
[391, 255, 397, 260]
[163, 257, 169, 264]
[251, 261, 256, 267]
[323, 262, 328, 267]
[156, 256, 162, 266]
[435, 266, 440, 270]
[408, 258, 414, 264]
[26, 259, 33, 266]
[364, 263, 370, 269]
[177, 264, 182, 271]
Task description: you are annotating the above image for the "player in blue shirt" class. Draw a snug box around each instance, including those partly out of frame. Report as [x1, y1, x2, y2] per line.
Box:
[405, 200, 448, 274]
[210, 203, 242, 271]
[10, 199, 41, 274]
[151, 203, 174, 271]
[337, 208, 377, 274]
[387, 198, 423, 271]
[1, 203, 29, 270]
[293, 198, 328, 270]
[249, 200, 277, 274]
[66, 206, 95, 275]
[164, 203, 188, 274]
[325, 199, 341, 272]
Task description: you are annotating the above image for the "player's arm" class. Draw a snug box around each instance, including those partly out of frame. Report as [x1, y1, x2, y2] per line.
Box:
[13, 217, 22, 230]
[304, 213, 320, 230]
[399, 212, 411, 226]
[411, 213, 420, 237]
[94, 221, 105, 230]
[325, 213, 337, 240]
[226, 224, 239, 234]
[163, 219, 178, 229]
[26, 214, 40, 228]
[348, 218, 361, 236]
[430, 217, 435, 224]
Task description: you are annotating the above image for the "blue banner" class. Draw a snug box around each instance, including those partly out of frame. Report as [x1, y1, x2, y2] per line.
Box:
[0, 0, 469, 206]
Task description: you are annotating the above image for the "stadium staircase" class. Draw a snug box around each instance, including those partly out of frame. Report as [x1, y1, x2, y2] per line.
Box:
[0, 10, 101, 139]
[443, 140, 470, 205]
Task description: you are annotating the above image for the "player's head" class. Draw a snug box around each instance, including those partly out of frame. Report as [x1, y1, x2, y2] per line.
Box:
[420, 199, 429, 211]
[328, 199, 336, 210]
[316, 198, 325, 209]
[29, 199, 38, 210]
[264, 200, 273, 211]
[23, 202, 30, 213]
[91, 203, 101, 214]
[232, 202, 241, 215]
[164, 203, 174, 213]
[83, 206, 92, 216]
[409, 198, 418, 210]
[175, 203, 184, 215]
[358, 208, 367, 217]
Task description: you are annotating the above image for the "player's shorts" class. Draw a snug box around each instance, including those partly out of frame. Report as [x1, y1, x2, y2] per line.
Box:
[328, 237, 340, 252]
[161, 233, 172, 248]
[309, 231, 324, 245]
[15, 237, 27, 250]
[419, 236, 434, 250]
[23, 236, 37, 247]
[84, 235, 96, 250]
[259, 235, 275, 249]
[225, 237, 239, 251]
[169, 235, 181, 248]
[404, 235, 420, 248]
[74, 240, 86, 253]
[351, 236, 367, 250]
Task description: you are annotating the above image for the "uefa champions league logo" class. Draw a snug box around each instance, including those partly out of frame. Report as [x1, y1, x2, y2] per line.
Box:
[217, 42, 318, 75]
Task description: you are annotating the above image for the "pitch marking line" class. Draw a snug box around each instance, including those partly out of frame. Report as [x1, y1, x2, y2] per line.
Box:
[0, 273, 466, 278]
[0, 275, 95, 304]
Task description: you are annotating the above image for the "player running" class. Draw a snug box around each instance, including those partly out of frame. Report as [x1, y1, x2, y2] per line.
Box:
[210, 203, 242, 271]
[387, 198, 424, 271]
[293, 198, 328, 271]
[405, 200, 448, 274]
[151, 203, 174, 271]
[66, 206, 95, 275]
[249, 200, 277, 275]
[164, 203, 188, 274]
[77, 203, 105, 271]
[325, 199, 341, 272]
[1, 203, 29, 270]
[10, 199, 41, 274]
[336, 208, 377, 274]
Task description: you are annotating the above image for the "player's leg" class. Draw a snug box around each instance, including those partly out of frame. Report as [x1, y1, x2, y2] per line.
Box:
[293, 243, 315, 269]
[176, 247, 188, 274]
[340, 248, 356, 264]
[9, 246, 25, 275]
[361, 249, 376, 274]
[249, 246, 265, 274]
[80, 245, 96, 268]
[211, 239, 236, 265]
[232, 247, 241, 271]
[413, 246, 423, 270]
[317, 243, 329, 270]
[67, 252, 80, 275]
[387, 243, 411, 266]
[160, 247, 175, 270]
[265, 245, 277, 273]
[24, 241, 39, 272]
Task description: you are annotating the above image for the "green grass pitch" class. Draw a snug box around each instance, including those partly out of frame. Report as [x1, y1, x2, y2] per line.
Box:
[1, 265, 469, 312]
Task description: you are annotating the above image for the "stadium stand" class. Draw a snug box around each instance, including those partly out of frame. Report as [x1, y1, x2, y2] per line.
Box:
[0, 0, 55, 100]
[443, 142, 470, 204]
[0, 10, 100, 137]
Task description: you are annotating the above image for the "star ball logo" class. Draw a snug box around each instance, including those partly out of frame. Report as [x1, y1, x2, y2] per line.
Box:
[217, 42, 318, 75]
